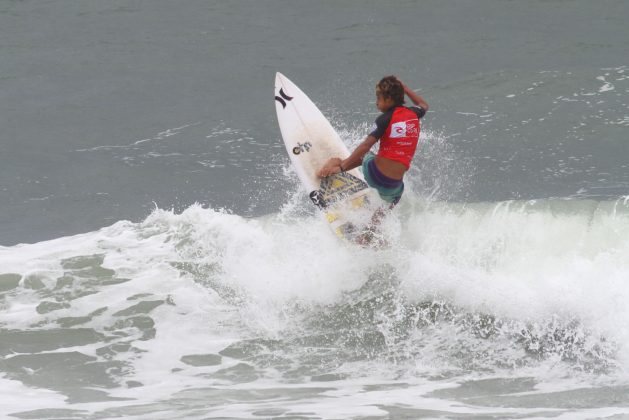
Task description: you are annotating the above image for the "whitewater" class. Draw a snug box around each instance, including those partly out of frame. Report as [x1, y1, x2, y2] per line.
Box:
[3, 183, 629, 418]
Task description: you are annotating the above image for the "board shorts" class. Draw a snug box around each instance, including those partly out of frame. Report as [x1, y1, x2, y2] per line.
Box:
[361, 152, 404, 206]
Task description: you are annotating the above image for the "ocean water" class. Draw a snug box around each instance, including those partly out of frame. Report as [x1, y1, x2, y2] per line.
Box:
[2, 0, 629, 418]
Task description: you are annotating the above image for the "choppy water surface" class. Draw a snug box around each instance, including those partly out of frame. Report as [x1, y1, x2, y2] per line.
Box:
[2, 0, 629, 418]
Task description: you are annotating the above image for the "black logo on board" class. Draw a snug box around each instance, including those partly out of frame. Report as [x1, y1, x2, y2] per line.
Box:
[292, 141, 312, 155]
[309, 190, 326, 209]
[275, 88, 294, 109]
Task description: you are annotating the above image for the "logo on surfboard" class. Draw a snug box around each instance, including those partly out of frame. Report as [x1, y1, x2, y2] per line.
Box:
[292, 141, 312, 155]
[275, 88, 294, 109]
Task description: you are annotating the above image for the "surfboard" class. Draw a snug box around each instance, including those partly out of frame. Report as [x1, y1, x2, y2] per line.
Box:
[274, 72, 379, 241]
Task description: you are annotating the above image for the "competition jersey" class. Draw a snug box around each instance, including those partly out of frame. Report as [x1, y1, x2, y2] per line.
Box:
[369, 105, 426, 169]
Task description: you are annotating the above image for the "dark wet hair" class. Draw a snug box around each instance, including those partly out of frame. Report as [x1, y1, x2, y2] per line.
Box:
[376, 76, 405, 105]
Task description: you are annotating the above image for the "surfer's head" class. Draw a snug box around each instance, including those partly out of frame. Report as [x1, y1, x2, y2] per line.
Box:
[376, 76, 405, 111]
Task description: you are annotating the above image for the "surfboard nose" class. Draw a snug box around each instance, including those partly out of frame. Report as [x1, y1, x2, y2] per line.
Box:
[275, 72, 286, 87]
[275, 72, 282, 89]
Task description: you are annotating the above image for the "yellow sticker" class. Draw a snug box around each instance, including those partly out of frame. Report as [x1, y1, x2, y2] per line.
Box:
[351, 196, 366, 208]
[331, 179, 345, 189]
[326, 212, 339, 223]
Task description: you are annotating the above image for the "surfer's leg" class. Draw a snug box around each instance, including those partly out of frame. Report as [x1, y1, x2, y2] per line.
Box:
[356, 152, 404, 246]
[370, 205, 389, 226]
[355, 201, 398, 247]
[355, 206, 391, 247]
[374, 184, 404, 209]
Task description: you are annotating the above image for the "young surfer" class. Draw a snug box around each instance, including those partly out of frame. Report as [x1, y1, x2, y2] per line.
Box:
[317, 76, 428, 209]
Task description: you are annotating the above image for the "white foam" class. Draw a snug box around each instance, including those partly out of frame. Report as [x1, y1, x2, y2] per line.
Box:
[0, 376, 67, 414]
[3, 197, 629, 418]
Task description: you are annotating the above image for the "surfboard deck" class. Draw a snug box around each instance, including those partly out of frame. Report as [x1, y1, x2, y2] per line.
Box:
[274, 72, 380, 242]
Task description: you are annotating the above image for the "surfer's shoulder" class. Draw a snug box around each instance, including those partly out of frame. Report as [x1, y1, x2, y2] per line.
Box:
[369, 108, 395, 139]
[406, 104, 427, 119]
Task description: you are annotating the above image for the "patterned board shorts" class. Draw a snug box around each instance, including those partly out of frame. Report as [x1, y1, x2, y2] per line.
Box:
[361, 152, 404, 205]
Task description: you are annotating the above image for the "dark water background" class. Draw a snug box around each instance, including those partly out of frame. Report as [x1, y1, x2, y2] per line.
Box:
[2, 0, 628, 245]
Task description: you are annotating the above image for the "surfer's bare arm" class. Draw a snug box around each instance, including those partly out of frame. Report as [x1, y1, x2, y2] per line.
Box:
[399, 80, 429, 111]
[316, 135, 378, 178]
[342, 135, 378, 171]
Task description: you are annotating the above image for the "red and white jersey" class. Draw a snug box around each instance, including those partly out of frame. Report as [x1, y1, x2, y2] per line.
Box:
[370, 106, 423, 169]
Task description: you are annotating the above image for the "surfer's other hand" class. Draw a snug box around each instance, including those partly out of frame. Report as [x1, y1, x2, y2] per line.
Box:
[317, 157, 342, 178]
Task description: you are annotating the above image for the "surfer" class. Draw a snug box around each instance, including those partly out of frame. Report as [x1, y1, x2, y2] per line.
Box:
[316, 76, 428, 209]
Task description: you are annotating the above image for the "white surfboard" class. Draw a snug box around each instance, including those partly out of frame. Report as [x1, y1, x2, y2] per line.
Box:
[274, 72, 378, 240]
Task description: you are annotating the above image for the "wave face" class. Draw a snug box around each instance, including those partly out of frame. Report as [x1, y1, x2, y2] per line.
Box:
[2, 195, 629, 419]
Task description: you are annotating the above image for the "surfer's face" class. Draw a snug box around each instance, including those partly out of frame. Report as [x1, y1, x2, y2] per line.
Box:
[376, 90, 395, 112]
